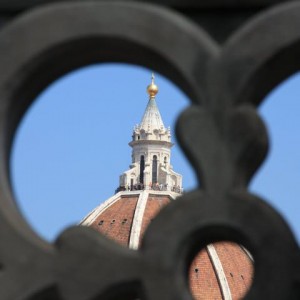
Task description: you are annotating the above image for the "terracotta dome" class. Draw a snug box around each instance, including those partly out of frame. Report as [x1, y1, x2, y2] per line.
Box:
[80, 75, 253, 299]
[81, 190, 253, 299]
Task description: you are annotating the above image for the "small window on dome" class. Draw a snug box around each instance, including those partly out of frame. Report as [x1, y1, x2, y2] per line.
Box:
[98, 220, 104, 226]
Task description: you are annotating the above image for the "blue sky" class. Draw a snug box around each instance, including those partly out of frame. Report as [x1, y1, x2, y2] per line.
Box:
[10, 63, 300, 244]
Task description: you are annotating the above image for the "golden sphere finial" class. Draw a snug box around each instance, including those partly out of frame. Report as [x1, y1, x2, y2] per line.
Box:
[147, 73, 158, 98]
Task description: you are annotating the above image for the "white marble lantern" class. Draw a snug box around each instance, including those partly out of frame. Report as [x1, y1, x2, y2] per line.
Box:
[119, 74, 182, 193]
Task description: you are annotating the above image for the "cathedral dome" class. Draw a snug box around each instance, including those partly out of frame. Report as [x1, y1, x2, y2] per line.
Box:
[81, 74, 253, 299]
[81, 190, 253, 299]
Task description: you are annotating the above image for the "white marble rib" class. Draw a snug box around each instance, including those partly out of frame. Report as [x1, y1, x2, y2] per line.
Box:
[128, 190, 149, 250]
[241, 245, 254, 262]
[207, 244, 232, 300]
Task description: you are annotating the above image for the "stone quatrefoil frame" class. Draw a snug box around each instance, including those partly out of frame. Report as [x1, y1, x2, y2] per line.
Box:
[0, 1, 299, 299]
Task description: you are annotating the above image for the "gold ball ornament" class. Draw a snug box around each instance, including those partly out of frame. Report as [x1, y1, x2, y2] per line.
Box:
[147, 83, 159, 98]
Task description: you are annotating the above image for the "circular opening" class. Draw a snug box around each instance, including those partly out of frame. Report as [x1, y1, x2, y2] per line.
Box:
[10, 63, 197, 241]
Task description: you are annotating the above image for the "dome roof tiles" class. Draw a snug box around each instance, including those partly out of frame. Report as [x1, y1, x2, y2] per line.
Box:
[81, 190, 253, 299]
[87, 194, 139, 247]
